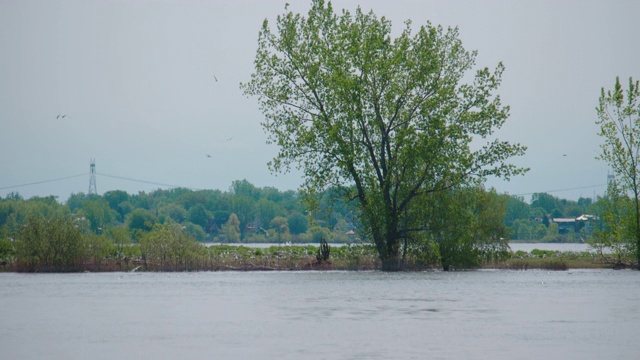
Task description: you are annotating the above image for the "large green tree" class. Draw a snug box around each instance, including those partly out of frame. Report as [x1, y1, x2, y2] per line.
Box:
[242, 0, 526, 270]
[596, 76, 640, 269]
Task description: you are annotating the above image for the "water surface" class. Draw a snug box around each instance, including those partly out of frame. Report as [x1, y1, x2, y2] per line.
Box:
[1, 270, 637, 359]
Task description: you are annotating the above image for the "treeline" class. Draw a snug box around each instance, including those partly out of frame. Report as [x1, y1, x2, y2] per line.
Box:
[0, 179, 357, 245]
[0, 179, 617, 271]
[503, 192, 602, 242]
[0, 184, 515, 272]
[0, 180, 607, 247]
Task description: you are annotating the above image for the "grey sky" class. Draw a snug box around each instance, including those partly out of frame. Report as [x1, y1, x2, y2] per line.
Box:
[1, 0, 638, 202]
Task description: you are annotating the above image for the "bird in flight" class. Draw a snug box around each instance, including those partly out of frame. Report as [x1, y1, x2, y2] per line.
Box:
[56, 114, 70, 119]
[206, 154, 212, 158]
[226, 137, 232, 142]
[214, 75, 218, 82]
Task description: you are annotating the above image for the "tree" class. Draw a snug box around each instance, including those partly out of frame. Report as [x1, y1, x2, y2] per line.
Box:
[15, 215, 87, 272]
[187, 203, 210, 229]
[533, 223, 548, 240]
[231, 179, 261, 200]
[424, 187, 509, 270]
[229, 195, 255, 239]
[565, 205, 583, 218]
[105, 226, 131, 263]
[589, 181, 635, 266]
[181, 221, 207, 241]
[596, 77, 640, 269]
[287, 211, 309, 235]
[103, 190, 130, 220]
[212, 210, 231, 232]
[531, 193, 558, 215]
[513, 219, 532, 240]
[270, 216, 291, 243]
[126, 208, 157, 233]
[177, 190, 210, 211]
[256, 198, 281, 229]
[331, 218, 350, 242]
[542, 222, 560, 242]
[66, 192, 87, 213]
[158, 203, 187, 223]
[77, 198, 114, 233]
[504, 195, 531, 227]
[242, 0, 526, 270]
[139, 222, 203, 271]
[550, 208, 564, 220]
[222, 213, 241, 243]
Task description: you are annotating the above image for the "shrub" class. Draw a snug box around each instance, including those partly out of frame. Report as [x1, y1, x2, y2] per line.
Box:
[15, 216, 87, 272]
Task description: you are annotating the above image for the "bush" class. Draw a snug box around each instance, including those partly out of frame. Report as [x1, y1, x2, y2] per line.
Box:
[15, 216, 87, 272]
[0, 237, 14, 261]
[139, 222, 205, 271]
[530, 249, 559, 258]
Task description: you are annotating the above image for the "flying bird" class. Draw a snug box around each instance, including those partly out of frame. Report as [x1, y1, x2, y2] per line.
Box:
[206, 154, 212, 158]
[214, 75, 218, 82]
[226, 137, 232, 142]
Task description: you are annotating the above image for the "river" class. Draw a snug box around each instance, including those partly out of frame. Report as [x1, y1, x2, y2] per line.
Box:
[1, 270, 637, 359]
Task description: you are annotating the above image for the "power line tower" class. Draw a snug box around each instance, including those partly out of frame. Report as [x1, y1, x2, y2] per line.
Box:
[607, 171, 615, 184]
[88, 159, 97, 195]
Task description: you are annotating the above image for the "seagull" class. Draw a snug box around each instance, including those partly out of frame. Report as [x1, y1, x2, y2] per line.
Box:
[226, 137, 232, 142]
[206, 154, 212, 158]
[56, 114, 70, 119]
[214, 75, 218, 82]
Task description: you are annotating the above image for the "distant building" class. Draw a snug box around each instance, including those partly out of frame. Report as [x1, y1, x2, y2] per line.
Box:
[552, 218, 576, 234]
[552, 215, 599, 235]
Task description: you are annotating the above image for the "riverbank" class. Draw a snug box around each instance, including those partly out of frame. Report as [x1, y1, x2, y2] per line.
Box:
[0, 244, 618, 272]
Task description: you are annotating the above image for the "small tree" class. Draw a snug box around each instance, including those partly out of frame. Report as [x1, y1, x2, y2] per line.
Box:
[139, 222, 203, 271]
[270, 216, 291, 244]
[105, 226, 131, 265]
[425, 187, 509, 270]
[127, 208, 157, 233]
[596, 77, 640, 269]
[15, 216, 87, 272]
[222, 213, 241, 243]
[542, 222, 560, 243]
[316, 237, 331, 263]
[287, 212, 309, 235]
[588, 180, 635, 266]
[187, 204, 210, 229]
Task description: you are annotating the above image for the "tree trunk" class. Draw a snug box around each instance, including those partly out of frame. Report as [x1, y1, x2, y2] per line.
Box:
[380, 252, 402, 271]
[634, 189, 640, 270]
[378, 230, 402, 271]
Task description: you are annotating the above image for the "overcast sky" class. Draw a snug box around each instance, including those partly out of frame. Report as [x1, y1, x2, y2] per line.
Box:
[1, 0, 638, 203]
